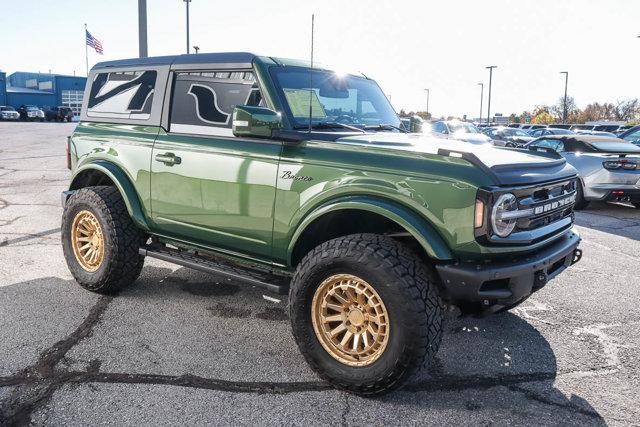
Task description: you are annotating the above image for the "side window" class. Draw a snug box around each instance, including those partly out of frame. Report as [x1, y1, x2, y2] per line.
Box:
[169, 70, 261, 136]
[623, 129, 640, 143]
[87, 70, 157, 120]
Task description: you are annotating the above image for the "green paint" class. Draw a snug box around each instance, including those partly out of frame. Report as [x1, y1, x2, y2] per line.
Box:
[66, 57, 573, 272]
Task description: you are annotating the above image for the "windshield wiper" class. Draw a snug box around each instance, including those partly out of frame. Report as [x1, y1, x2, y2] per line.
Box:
[363, 124, 408, 133]
[293, 122, 366, 133]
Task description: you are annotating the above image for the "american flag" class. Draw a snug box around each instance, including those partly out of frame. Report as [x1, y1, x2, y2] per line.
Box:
[86, 30, 104, 55]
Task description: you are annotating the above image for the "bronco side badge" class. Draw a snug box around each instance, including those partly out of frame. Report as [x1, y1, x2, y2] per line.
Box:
[281, 171, 313, 181]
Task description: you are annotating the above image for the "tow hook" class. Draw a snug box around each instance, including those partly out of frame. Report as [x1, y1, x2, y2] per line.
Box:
[571, 248, 583, 265]
[534, 271, 548, 287]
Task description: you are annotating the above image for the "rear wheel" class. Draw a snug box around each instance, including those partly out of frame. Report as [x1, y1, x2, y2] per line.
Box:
[289, 234, 444, 395]
[62, 186, 145, 293]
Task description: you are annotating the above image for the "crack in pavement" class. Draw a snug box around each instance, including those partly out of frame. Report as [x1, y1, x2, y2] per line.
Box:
[340, 394, 350, 427]
[0, 296, 112, 425]
[0, 216, 24, 227]
[0, 362, 615, 423]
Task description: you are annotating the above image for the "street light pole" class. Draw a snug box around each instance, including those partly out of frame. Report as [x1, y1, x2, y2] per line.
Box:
[138, 0, 148, 58]
[486, 66, 497, 125]
[184, 0, 192, 54]
[477, 82, 483, 124]
[560, 71, 569, 124]
[424, 88, 430, 118]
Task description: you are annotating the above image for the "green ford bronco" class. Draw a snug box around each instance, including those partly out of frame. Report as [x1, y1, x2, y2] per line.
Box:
[62, 52, 582, 395]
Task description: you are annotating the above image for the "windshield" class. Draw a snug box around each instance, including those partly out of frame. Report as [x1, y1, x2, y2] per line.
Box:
[549, 128, 574, 135]
[503, 128, 530, 137]
[271, 67, 401, 130]
[1, 107, 15, 111]
[448, 122, 480, 134]
[26, 107, 39, 111]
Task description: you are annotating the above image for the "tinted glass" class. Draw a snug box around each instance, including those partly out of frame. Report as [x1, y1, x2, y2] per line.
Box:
[503, 128, 530, 136]
[433, 122, 446, 133]
[170, 71, 259, 136]
[530, 138, 561, 151]
[87, 70, 157, 120]
[548, 128, 574, 135]
[622, 129, 640, 144]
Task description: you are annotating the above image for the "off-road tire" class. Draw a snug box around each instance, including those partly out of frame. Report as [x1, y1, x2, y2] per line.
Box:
[632, 202, 640, 209]
[574, 181, 589, 210]
[62, 186, 145, 293]
[289, 233, 444, 396]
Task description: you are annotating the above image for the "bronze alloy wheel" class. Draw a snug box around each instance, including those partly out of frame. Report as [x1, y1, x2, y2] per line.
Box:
[71, 210, 105, 272]
[311, 274, 390, 367]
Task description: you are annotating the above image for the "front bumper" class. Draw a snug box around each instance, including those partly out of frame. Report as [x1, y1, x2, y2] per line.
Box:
[436, 230, 581, 314]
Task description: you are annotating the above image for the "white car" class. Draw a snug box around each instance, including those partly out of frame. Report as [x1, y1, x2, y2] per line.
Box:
[432, 120, 492, 144]
[0, 106, 20, 121]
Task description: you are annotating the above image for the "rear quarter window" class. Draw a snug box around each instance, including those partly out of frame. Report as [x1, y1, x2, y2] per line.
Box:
[86, 70, 157, 120]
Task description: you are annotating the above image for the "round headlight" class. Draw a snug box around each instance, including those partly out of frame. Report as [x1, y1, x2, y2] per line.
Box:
[491, 193, 518, 237]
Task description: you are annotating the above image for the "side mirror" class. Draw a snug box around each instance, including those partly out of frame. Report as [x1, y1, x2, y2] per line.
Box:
[232, 106, 282, 138]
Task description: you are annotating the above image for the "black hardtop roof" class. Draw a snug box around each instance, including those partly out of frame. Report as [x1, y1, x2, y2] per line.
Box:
[93, 52, 258, 70]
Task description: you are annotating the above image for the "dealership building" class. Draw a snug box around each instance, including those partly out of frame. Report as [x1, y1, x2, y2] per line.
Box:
[0, 71, 86, 116]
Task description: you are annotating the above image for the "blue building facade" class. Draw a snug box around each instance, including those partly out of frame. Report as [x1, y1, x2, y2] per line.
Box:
[2, 71, 86, 116]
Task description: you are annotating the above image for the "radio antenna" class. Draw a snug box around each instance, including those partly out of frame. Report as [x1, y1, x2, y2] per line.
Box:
[308, 14, 314, 133]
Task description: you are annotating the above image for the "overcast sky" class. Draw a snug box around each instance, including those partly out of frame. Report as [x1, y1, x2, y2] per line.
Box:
[1, 0, 638, 118]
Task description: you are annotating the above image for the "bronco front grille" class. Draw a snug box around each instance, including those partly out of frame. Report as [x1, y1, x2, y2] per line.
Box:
[514, 180, 576, 232]
[476, 178, 577, 246]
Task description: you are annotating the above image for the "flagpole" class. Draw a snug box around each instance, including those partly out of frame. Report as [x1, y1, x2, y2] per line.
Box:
[85, 23, 89, 76]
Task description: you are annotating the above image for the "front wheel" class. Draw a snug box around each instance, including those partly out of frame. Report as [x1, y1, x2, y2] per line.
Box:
[633, 202, 640, 209]
[62, 186, 145, 293]
[289, 234, 444, 395]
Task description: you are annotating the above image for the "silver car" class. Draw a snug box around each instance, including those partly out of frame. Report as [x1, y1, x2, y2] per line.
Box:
[0, 106, 20, 121]
[525, 135, 640, 209]
[431, 120, 492, 144]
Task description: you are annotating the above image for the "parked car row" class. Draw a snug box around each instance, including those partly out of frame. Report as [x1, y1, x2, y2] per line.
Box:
[401, 119, 640, 210]
[0, 105, 74, 122]
[507, 122, 633, 136]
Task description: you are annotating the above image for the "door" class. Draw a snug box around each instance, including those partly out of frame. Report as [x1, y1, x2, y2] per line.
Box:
[150, 69, 281, 260]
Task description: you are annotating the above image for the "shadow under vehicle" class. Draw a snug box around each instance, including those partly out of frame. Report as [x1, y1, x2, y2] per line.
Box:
[0, 269, 605, 424]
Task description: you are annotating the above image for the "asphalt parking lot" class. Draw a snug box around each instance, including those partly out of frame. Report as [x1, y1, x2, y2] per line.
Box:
[0, 122, 638, 425]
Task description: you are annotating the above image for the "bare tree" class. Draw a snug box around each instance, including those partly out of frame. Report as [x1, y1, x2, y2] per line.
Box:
[614, 99, 639, 121]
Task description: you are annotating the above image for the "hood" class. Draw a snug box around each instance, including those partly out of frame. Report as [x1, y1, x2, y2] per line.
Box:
[335, 133, 577, 186]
